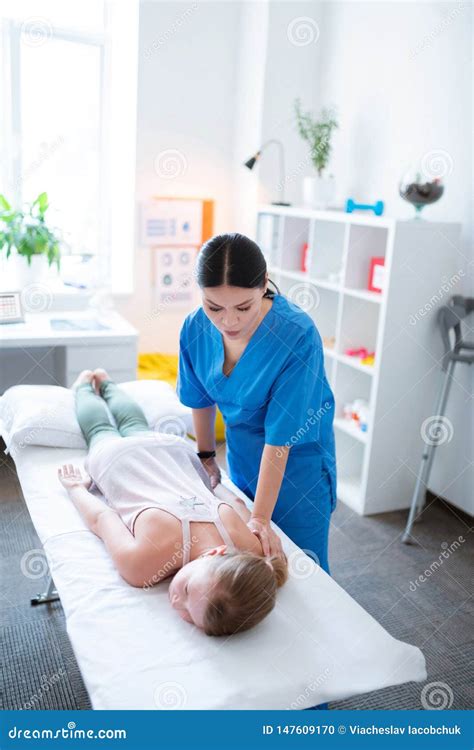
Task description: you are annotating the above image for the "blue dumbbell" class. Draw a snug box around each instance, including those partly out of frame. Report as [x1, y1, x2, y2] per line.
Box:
[346, 199, 384, 216]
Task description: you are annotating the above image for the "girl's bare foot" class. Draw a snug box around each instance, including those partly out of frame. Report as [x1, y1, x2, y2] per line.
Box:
[93, 368, 111, 394]
[71, 370, 94, 391]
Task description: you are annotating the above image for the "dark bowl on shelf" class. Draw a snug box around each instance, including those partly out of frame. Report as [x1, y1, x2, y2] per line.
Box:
[399, 172, 444, 217]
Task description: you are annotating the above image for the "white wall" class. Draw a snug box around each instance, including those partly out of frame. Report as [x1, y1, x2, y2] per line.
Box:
[115, 0, 240, 353]
[231, 0, 270, 238]
[259, 1, 324, 206]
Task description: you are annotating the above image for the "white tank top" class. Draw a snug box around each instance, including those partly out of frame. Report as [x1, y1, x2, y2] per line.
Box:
[85, 432, 237, 565]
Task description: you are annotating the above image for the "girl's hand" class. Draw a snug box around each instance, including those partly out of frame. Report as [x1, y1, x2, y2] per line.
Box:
[199, 456, 222, 490]
[58, 464, 92, 491]
[247, 516, 284, 559]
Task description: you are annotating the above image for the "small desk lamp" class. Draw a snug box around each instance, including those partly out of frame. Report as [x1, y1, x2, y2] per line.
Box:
[244, 139, 291, 206]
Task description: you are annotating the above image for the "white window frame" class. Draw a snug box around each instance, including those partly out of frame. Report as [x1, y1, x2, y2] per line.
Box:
[0, 0, 138, 295]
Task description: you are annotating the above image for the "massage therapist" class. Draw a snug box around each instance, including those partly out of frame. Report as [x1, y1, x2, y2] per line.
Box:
[177, 233, 337, 574]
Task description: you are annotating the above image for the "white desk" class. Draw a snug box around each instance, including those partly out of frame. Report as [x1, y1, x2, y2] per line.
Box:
[0, 310, 138, 393]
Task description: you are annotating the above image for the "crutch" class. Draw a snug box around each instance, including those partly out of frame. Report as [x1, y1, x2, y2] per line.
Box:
[402, 295, 474, 544]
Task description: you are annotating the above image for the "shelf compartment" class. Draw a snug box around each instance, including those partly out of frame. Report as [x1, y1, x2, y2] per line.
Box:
[333, 363, 372, 439]
[334, 432, 365, 512]
[337, 476, 363, 511]
[343, 287, 382, 303]
[309, 220, 347, 283]
[268, 266, 308, 284]
[280, 216, 310, 272]
[344, 224, 388, 292]
[256, 213, 282, 265]
[274, 268, 341, 293]
[337, 294, 380, 361]
[334, 362, 372, 408]
[334, 418, 368, 444]
[304, 283, 339, 347]
[336, 353, 375, 374]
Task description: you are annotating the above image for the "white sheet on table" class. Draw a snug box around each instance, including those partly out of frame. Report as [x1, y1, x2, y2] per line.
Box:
[8, 441, 427, 710]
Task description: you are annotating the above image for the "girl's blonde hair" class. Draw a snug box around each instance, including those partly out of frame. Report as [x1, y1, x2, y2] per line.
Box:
[203, 552, 288, 636]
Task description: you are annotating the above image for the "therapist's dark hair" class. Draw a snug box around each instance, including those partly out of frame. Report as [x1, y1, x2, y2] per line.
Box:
[196, 232, 280, 298]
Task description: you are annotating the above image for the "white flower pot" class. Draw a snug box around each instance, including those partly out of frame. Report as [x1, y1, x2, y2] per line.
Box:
[11, 254, 49, 289]
[302, 175, 336, 209]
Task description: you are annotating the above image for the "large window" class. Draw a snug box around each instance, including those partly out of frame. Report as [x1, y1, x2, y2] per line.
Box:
[0, 0, 138, 293]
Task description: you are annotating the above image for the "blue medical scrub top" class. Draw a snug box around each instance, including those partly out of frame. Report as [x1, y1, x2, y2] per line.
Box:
[176, 293, 337, 527]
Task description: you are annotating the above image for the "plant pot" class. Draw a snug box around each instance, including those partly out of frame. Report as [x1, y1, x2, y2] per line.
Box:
[302, 175, 336, 209]
[11, 253, 49, 289]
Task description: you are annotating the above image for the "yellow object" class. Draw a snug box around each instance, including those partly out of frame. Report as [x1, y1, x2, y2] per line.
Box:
[138, 352, 226, 441]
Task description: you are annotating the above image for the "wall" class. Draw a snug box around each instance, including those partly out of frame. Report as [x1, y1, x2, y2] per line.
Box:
[115, 0, 241, 353]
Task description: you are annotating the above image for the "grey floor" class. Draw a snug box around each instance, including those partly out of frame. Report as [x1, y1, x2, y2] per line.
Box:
[1, 439, 472, 711]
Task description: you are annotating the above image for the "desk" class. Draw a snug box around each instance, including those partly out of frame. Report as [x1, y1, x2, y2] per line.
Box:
[0, 311, 138, 393]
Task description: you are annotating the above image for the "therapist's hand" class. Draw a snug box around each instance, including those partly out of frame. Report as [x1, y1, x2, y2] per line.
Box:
[247, 516, 284, 559]
[199, 456, 222, 490]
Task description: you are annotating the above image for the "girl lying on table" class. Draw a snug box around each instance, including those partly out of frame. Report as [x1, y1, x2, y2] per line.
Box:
[58, 369, 288, 636]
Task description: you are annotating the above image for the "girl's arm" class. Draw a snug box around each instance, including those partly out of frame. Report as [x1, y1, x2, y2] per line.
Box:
[58, 464, 141, 585]
[212, 482, 251, 522]
[58, 469, 110, 536]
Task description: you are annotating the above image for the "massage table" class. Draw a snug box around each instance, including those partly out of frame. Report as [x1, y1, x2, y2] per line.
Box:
[2, 436, 428, 710]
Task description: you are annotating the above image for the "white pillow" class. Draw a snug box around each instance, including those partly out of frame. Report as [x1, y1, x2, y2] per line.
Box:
[0, 380, 193, 452]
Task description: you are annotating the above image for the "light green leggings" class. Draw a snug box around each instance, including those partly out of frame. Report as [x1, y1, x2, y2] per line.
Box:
[75, 380, 149, 450]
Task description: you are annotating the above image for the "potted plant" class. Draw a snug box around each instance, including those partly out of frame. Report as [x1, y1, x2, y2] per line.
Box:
[294, 98, 338, 209]
[0, 192, 61, 288]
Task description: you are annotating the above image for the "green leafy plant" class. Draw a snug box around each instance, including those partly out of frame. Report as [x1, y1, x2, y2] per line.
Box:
[0, 192, 61, 268]
[294, 99, 338, 176]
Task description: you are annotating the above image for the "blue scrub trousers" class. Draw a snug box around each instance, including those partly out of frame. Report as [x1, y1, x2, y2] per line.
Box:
[261, 466, 333, 577]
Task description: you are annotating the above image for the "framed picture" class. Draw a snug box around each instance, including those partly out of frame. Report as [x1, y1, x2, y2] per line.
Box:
[141, 199, 203, 246]
[151, 246, 198, 308]
[368, 257, 385, 293]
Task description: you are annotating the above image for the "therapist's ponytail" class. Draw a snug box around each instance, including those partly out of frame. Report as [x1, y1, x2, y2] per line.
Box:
[196, 232, 280, 298]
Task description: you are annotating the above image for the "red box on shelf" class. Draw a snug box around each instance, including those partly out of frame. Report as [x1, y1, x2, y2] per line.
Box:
[301, 242, 309, 273]
[368, 257, 385, 293]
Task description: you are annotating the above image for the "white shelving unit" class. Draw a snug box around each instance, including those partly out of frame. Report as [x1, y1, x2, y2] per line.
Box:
[256, 205, 462, 516]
